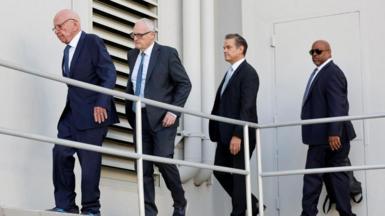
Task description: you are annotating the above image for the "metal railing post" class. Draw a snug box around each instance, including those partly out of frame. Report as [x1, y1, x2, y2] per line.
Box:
[135, 100, 145, 216]
[256, 128, 264, 216]
[243, 125, 252, 216]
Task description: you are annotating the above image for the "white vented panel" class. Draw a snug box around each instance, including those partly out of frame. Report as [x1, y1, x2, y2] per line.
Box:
[92, 0, 158, 171]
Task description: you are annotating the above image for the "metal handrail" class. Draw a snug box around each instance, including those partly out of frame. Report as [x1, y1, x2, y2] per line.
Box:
[0, 59, 255, 215]
[0, 126, 247, 175]
[2, 59, 383, 216]
[0, 60, 258, 129]
[259, 112, 385, 129]
[262, 164, 385, 177]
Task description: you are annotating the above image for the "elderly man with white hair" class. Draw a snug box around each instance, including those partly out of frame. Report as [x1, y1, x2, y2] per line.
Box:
[125, 18, 191, 216]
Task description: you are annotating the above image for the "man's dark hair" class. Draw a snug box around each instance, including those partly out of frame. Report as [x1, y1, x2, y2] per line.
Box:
[225, 33, 248, 55]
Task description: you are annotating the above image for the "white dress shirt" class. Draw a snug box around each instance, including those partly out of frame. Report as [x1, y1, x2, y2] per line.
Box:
[131, 42, 155, 104]
[66, 31, 82, 70]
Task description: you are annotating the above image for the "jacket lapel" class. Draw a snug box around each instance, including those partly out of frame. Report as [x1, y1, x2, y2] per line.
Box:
[128, 49, 140, 76]
[145, 43, 160, 83]
[216, 74, 227, 98]
[127, 43, 159, 92]
[303, 61, 333, 103]
[61, 55, 65, 76]
[69, 31, 86, 77]
[221, 60, 245, 95]
[127, 49, 140, 93]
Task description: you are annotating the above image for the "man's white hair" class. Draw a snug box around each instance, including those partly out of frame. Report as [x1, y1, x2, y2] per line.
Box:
[136, 18, 156, 32]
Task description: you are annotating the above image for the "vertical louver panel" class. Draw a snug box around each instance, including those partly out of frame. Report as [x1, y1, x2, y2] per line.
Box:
[92, 0, 158, 171]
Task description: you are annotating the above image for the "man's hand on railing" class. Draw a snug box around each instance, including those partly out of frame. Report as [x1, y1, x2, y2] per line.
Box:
[162, 112, 176, 127]
[328, 136, 341, 151]
[94, 106, 108, 123]
[230, 136, 242, 155]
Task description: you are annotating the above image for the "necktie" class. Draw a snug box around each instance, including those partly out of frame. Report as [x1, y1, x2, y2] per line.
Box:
[135, 52, 146, 96]
[63, 45, 71, 77]
[133, 53, 145, 112]
[220, 67, 233, 96]
[303, 68, 318, 102]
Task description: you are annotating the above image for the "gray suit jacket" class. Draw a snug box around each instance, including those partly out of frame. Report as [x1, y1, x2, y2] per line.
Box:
[125, 43, 192, 131]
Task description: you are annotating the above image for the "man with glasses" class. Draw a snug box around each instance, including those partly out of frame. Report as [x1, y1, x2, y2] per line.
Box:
[300, 40, 356, 216]
[50, 9, 119, 216]
[125, 18, 191, 216]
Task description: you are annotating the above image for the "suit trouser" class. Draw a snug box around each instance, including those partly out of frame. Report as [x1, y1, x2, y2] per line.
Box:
[214, 142, 259, 216]
[53, 112, 108, 214]
[301, 142, 354, 216]
[138, 109, 186, 216]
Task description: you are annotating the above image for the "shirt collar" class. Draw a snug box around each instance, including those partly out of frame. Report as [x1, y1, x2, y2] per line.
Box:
[142, 42, 155, 56]
[316, 58, 333, 72]
[230, 58, 245, 72]
[68, 31, 82, 48]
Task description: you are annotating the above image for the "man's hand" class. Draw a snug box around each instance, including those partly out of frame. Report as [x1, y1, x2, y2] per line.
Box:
[229, 136, 242, 155]
[94, 106, 108, 124]
[328, 136, 341, 151]
[162, 112, 176, 127]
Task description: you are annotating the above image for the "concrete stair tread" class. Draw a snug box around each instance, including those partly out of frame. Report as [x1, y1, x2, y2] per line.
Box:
[0, 207, 78, 216]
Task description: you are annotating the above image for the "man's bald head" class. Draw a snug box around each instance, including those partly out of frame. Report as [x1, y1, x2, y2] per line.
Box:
[312, 40, 331, 51]
[53, 9, 81, 44]
[310, 40, 332, 66]
[54, 9, 81, 25]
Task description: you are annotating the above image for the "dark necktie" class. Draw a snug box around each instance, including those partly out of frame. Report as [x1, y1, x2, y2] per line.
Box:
[63, 45, 71, 77]
[133, 52, 145, 112]
[303, 68, 318, 102]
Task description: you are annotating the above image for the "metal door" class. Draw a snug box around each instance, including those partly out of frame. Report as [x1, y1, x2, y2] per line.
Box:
[273, 12, 366, 216]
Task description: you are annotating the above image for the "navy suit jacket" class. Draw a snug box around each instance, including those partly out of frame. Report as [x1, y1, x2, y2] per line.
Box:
[301, 61, 356, 145]
[59, 31, 119, 130]
[125, 43, 191, 131]
[209, 60, 259, 149]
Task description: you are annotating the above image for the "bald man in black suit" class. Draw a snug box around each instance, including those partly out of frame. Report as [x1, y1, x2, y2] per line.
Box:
[300, 40, 356, 216]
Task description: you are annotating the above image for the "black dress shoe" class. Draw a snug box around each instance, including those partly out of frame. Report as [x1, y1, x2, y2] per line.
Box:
[253, 202, 266, 215]
[47, 207, 79, 214]
[81, 212, 101, 216]
[173, 205, 187, 216]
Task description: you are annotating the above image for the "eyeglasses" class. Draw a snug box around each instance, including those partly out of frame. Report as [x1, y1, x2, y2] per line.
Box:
[129, 31, 153, 39]
[52, 18, 77, 31]
[309, 49, 328, 56]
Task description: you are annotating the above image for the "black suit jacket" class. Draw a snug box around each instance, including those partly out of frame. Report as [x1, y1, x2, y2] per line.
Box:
[125, 43, 192, 130]
[59, 31, 119, 130]
[209, 60, 259, 148]
[301, 61, 356, 145]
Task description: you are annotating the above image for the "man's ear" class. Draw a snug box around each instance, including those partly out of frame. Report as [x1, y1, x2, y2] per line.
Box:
[239, 46, 245, 54]
[74, 20, 81, 31]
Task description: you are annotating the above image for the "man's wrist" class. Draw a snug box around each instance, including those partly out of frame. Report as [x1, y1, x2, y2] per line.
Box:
[167, 112, 177, 118]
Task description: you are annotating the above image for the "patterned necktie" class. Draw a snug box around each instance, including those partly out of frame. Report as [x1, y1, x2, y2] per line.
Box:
[63, 45, 71, 77]
[220, 67, 234, 96]
[133, 52, 145, 112]
[303, 68, 318, 102]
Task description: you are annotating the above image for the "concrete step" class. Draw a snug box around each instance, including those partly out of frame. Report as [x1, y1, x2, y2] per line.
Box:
[0, 207, 77, 216]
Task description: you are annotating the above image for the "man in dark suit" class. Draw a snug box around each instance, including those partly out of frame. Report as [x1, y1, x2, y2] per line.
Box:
[300, 40, 356, 216]
[50, 9, 119, 216]
[209, 34, 260, 216]
[125, 18, 191, 216]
